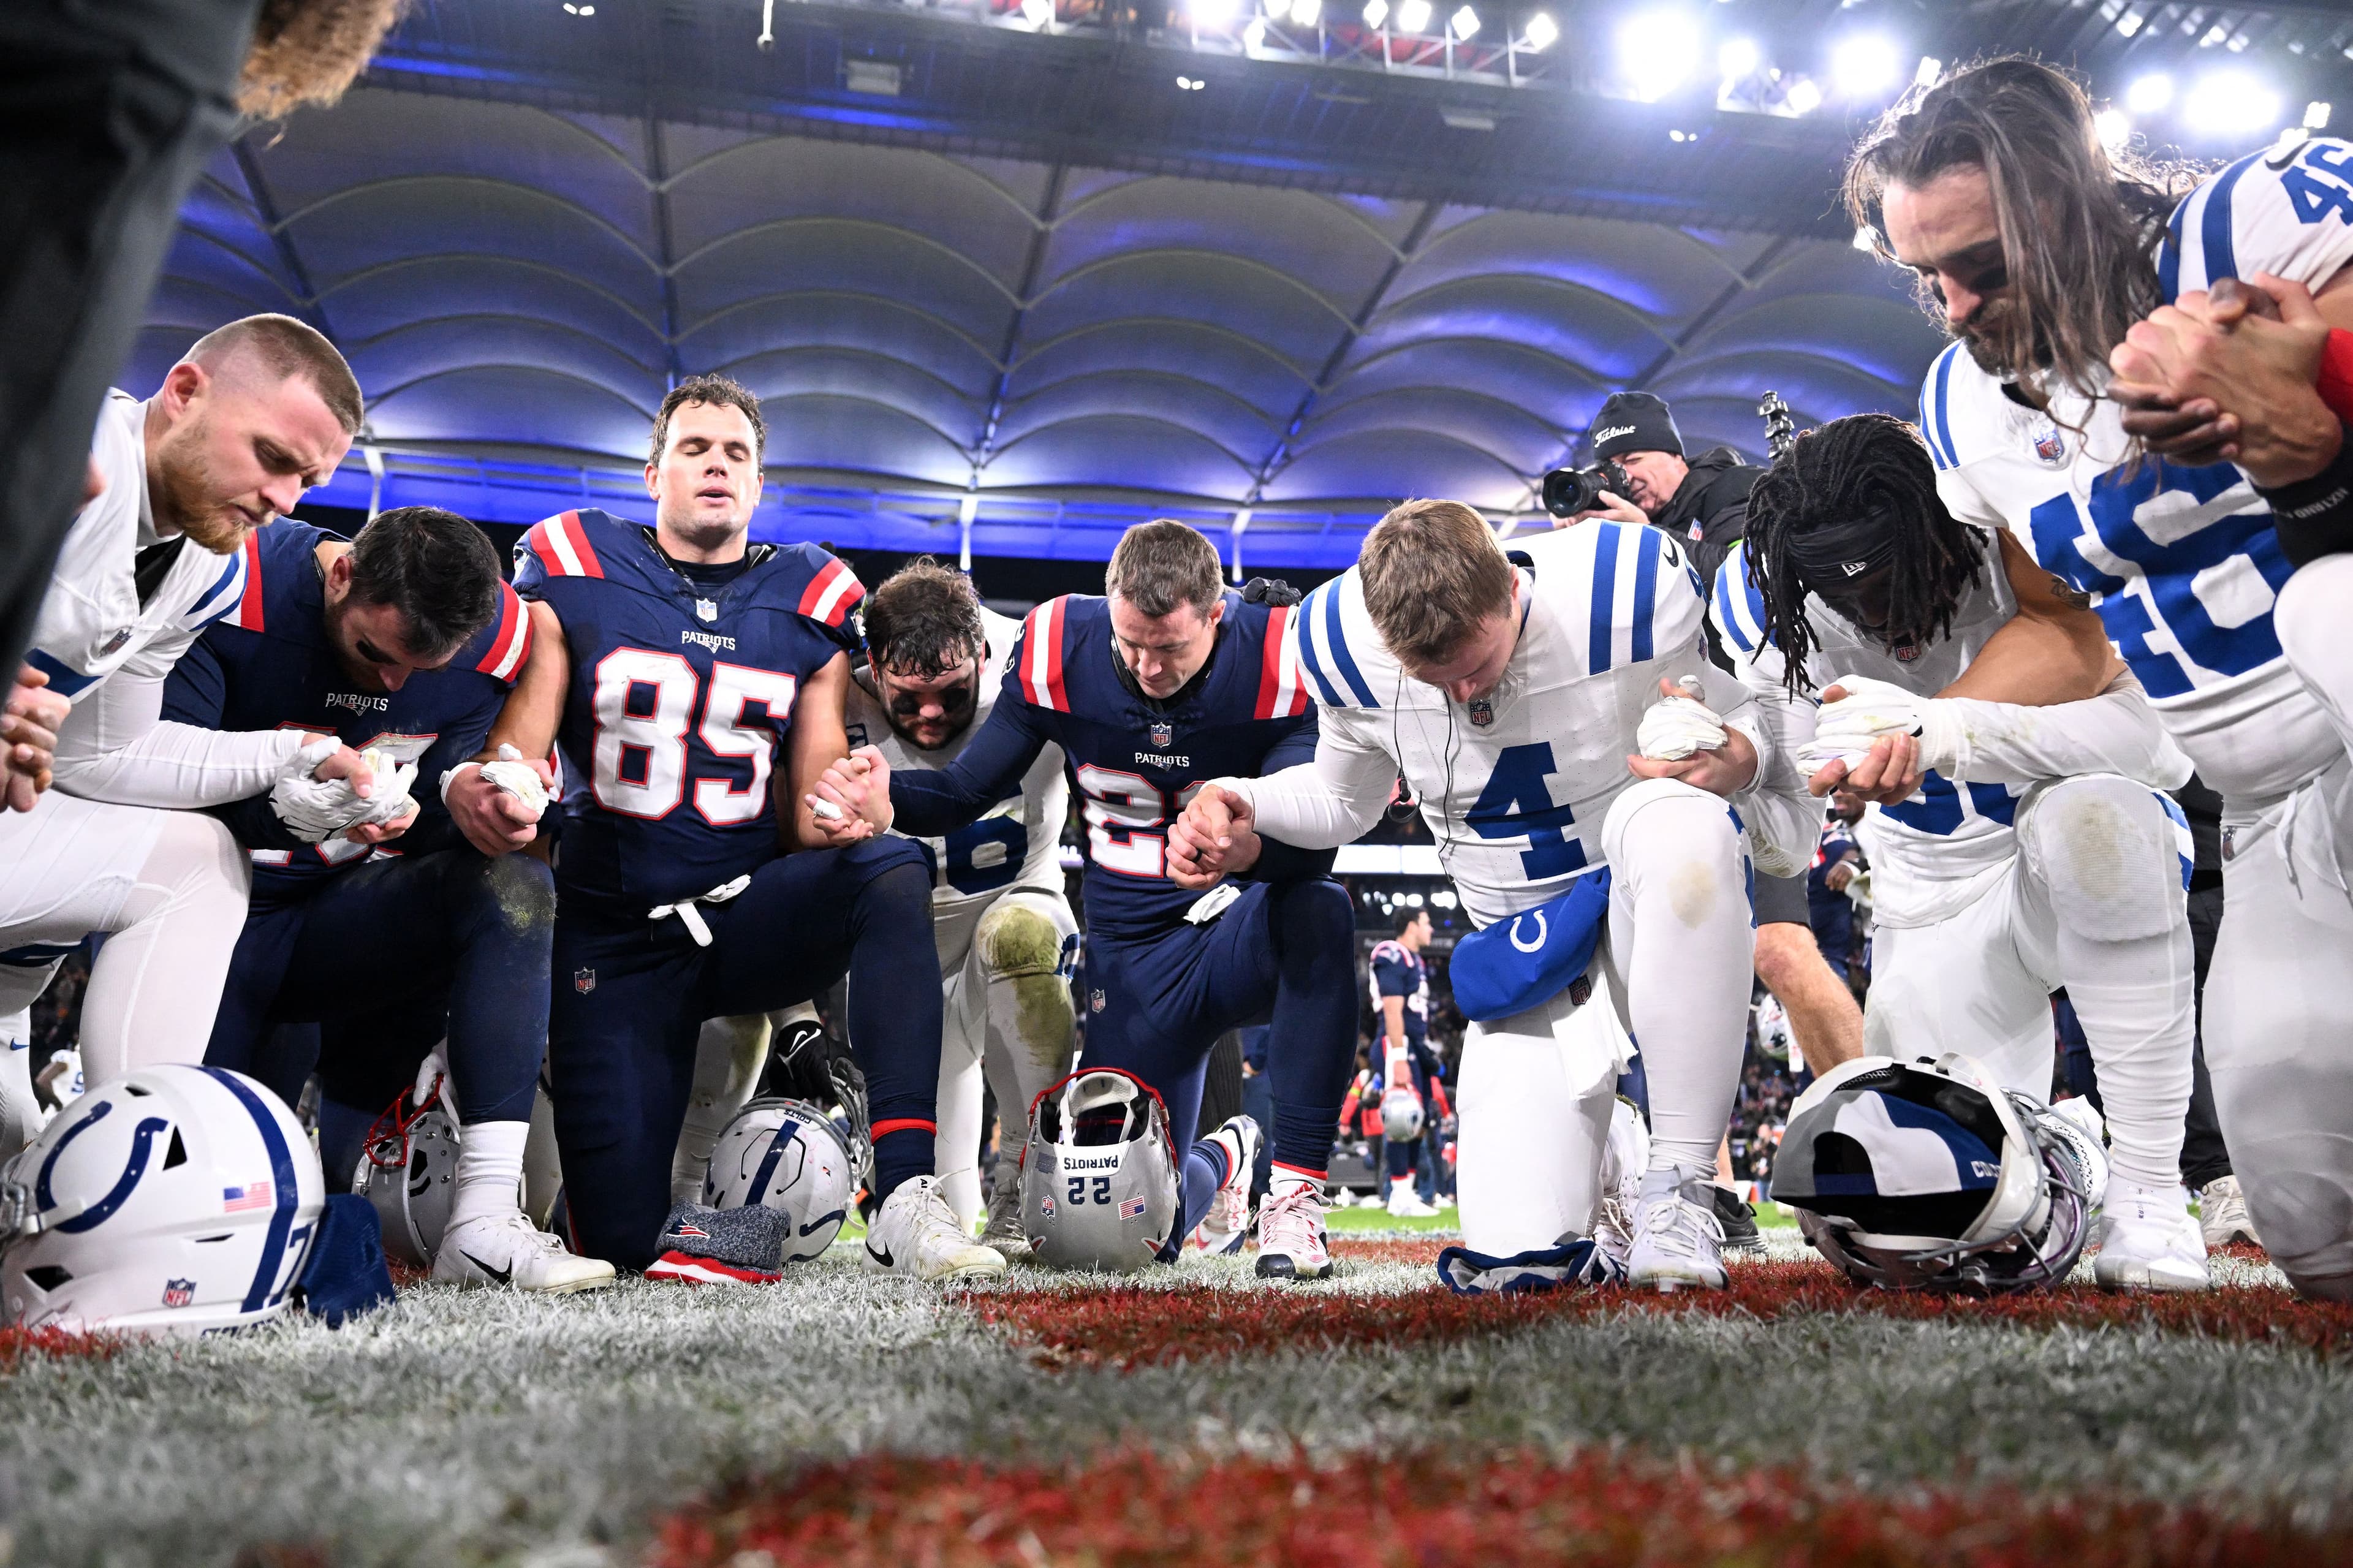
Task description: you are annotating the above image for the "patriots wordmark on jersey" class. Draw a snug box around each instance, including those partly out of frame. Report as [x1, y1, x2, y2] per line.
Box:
[846, 604, 1069, 971]
[511, 508, 863, 909]
[889, 588, 1319, 937]
[160, 520, 531, 901]
[1925, 135, 2353, 803]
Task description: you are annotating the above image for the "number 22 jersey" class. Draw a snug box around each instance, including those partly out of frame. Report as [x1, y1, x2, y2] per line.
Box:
[512, 507, 864, 910]
[1925, 135, 2353, 805]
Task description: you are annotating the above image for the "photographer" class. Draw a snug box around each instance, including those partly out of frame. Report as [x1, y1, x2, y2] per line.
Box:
[1552, 391, 1765, 588]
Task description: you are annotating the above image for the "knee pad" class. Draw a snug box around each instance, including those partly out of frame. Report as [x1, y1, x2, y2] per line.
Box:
[976, 902, 1067, 981]
[2020, 776, 2179, 940]
[1601, 777, 1741, 858]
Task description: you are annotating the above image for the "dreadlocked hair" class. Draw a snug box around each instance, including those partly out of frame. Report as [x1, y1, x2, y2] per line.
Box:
[1743, 414, 1985, 699]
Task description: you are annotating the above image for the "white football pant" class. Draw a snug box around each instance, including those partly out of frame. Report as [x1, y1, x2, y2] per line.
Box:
[0, 793, 249, 1123]
[1863, 773, 2195, 1195]
[933, 889, 1077, 1230]
[1454, 778, 1753, 1257]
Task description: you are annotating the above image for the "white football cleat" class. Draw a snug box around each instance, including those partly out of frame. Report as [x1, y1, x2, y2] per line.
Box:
[2095, 1180, 2210, 1292]
[1386, 1179, 1441, 1219]
[1627, 1178, 1728, 1292]
[863, 1175, 1008, 1281]
[1590, 1198, 1635, 1276]
[1254, 1182, 1333, 1281]
[979, 1172, 1031, 1263]
[433, 1211, 616, 1295]
[2198, 1174, 2262, 1250]
[1191, 1115, 1260, 1255]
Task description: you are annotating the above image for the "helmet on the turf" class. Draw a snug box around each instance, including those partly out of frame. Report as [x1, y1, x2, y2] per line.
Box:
[1381, 1087, 1424, 1143]
[0, 1065, 325, 1336]
[703, 1097, 855, 1262]
[1770, 1053, 2102, 1295]
[356, 1087, 462, 1269]
[1020, 1067, 1179, 1272]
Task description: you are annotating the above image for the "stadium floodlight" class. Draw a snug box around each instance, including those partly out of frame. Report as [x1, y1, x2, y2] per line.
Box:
[1718, 36, 1760, 83]
[1191, 0, 1239, 26]
[1292, 0, 1322, 24]
[1832, 34, 1901, 98]
[1264, 0, 1292, 21]
[1363, 0, 1388, 24]
[1241, 16, 1267, 47]
[1618, 10, 1700, 102]
[2116, 7, 2143, 37]
[2126, 73, 2172, 113]
[1449, 5, 1477, 39]
[1406, 892, 1425, 908]
[2186, 70, 2281, 136]
[2308, 100, 2334, 129]
[1783, 75, 1824, 115]
[1914, 55, 1943, 88]
[1521, 11, 1556, 50]
[2095, 108, 2131, 150]
[1021, 0, 1053, 27]
[1396, 0, 1431, 32]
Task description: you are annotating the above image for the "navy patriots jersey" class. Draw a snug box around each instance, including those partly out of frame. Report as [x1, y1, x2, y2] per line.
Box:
[890, 589, 1324, 936]
[512, 507, 863, 909]
[161, 520, 533, 906]
[1368, 939, 1429, 1048]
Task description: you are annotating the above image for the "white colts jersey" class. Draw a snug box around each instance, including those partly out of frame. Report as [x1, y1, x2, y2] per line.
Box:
[848, 605, 1068, 972]
[1925, 137, 2353, 806]
[1275, 521, 1784, 928]
[26, 390, 247, 707]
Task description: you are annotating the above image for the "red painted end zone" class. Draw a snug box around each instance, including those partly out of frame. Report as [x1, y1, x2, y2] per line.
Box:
[649, 1449, 2353, 1568]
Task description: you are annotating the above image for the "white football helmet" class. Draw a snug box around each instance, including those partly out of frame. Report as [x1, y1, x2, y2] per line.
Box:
[703, 1097, 855, 1263]
[1771, 1053, 2101, 1295]
[1020, 1068, 1180, 1273]
[0, 1066, 325, 1336]
[1381, 1087, 1424, 1143]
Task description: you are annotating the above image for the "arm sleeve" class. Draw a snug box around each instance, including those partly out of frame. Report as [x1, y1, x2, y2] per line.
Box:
[1218, 704, 1396, 852]
[890, 683, 1055, 836]
[48, 637, 306, 808]
[1689, 658, 1824, 881]
[1235, 708, 1338, 881]
[1944, 672, 2193, 789]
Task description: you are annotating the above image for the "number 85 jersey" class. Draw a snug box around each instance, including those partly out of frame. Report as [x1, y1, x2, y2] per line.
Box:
[513, 507, 864, 909]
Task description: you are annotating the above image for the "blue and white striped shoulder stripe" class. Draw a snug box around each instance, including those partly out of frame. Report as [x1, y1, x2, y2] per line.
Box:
[1918, 341, 1968, 472]
[1578, 520, 1681, 676]
[2156, 790, 2196, 892]
[184, 541, 252, 629]
[1712, 542, 1770, 657]
[2156, 149, 2268, 306]
[1294, 575, 1381, 710]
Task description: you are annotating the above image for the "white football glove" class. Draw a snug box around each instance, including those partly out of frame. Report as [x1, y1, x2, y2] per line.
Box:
[1636, 678, 1729, 762]
[269, 737, 365, 843]
[442, 743, 548, 823]
[1801, 675, 1965, 776]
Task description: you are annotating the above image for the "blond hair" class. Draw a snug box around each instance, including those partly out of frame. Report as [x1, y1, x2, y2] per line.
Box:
[1358, 499, 1513, 665]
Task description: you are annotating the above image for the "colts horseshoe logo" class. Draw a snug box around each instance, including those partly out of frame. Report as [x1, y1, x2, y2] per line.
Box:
[1509, 910, 1548, 953]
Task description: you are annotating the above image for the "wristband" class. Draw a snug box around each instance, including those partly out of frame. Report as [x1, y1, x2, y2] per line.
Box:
[2317, 328, 2353, 425]
[439, 759, 483, 806]
[2256, 420, 2353, 569]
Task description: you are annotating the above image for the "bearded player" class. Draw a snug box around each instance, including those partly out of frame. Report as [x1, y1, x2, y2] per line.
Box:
[1850, 58, 2353, 1297]
[0, 315, 374, 1149]
[1721, 412, 2206, 1289]
[443, 374, 998, 1280]
[1172, 501, 1820, 1291]
[813, 522, 1354, 1279]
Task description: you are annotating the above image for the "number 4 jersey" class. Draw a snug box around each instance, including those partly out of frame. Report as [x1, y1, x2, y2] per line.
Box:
[512, 508, 864, 909]
[844, 604, 1069, 972]
[1925, 135, 2353, 805]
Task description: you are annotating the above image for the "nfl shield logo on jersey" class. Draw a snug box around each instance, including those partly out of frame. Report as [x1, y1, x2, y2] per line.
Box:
[574, 968, 596, 994]
[1089, 989, 1106, 1013]
[2032, 423, 2066, 466]
[1150, 721, 1173, 749]
[162, 1278, 195, 1309]
[1468, 698, 1495, 727]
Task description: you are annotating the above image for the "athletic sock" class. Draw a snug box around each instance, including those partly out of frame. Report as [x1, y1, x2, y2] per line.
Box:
[447, 1118, 531, 1229]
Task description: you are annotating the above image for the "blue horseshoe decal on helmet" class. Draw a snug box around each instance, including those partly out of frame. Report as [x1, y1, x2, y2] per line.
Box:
[37, 1104, 173, 1234]
[798, 1208, 846, 1237]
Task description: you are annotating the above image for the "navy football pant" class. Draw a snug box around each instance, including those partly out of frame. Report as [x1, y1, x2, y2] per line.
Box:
[206, 849, 553, 1135]
[547, 838, 940, 1272]
[1083, 877, 1356, 1252]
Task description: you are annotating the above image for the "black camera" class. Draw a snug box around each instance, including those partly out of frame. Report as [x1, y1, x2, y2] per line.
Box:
[1539, 460, 1631, 519]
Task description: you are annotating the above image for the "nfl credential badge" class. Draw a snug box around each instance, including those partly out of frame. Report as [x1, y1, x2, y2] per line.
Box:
[1150, 721, 1173, 749]
[1468, 697, 1495, 728]
[574, 968, 596, 994]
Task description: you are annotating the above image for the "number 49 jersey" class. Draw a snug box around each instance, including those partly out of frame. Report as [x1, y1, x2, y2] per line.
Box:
[846, 605, 1068, 974]
[1926, 135, 2353, 805]
[512, 508, 864, 909]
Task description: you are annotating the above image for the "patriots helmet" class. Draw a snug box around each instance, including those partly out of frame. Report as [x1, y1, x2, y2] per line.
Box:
[1770, 1053, 2104, 1295]
[1020, 1067, 1180, 1273]
[0, 1066, 325, 1336]
[1381, 1087, 1424, 1143]
[356, 1088, 463, 1269]
[703, 1097, 855, 1263]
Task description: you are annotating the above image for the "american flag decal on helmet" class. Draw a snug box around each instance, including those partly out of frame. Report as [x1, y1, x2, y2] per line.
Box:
[1120, 1195, 1147, 1219]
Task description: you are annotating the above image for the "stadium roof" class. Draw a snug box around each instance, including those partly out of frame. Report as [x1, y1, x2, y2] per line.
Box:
[139, 0, 2351, 566]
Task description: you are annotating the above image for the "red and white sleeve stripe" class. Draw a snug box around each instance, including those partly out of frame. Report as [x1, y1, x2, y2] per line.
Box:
[525, 510, 605, 579]
[1017, 596, 1070, 712]
[1253, 603, 1308, 719]
[475, 581, 533, 682]
[226, 532, 267, 631]
[796, 557, 865, 627]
